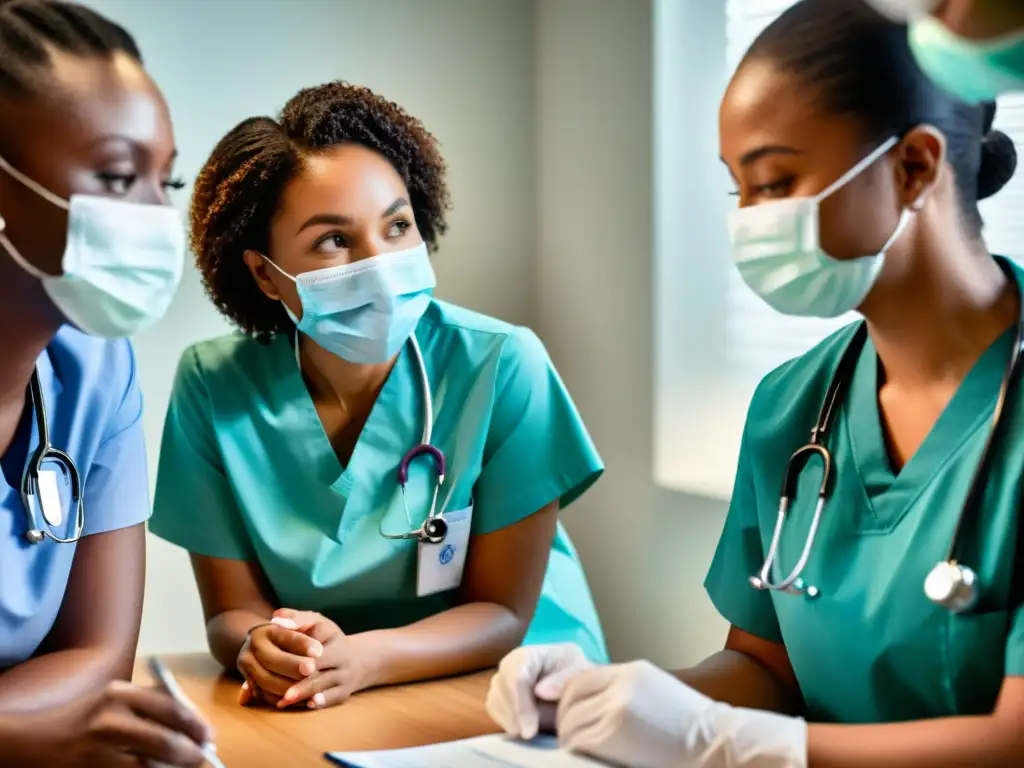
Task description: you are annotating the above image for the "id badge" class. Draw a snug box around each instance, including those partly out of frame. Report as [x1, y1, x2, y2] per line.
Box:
[417, 503, 473, 597]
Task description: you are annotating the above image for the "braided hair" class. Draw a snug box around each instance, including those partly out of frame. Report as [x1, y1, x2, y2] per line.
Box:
[0, 0, 141, 97]
[191, 81, 451, 343]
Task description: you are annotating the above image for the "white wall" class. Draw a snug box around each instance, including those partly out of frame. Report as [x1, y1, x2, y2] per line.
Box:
[534, 0, 728, 667]
[81, 0, 537, 655]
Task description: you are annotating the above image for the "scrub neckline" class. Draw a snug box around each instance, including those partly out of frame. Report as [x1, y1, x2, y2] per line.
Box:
[846, 324, 1015, 533]
[277, 331, 411, 496]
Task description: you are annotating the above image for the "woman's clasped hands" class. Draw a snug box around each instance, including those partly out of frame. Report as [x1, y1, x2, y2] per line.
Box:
[487, 643, 808, 768]
[236, 609, 368, 711]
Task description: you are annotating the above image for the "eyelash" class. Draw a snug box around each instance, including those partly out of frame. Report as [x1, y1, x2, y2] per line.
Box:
[97, 173, 187, 194]
[727, 178, 794, 198]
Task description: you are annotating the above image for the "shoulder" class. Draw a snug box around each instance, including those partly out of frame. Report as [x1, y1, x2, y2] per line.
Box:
[743, 321, 862, 448]
[175, 331, 286, 390]
[418, 299, 551, 375]
[47, 327, 140, 436]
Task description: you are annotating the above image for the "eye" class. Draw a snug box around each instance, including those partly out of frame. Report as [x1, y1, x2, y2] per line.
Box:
[313, 232, 348, 254]
[387, 219, 411, 239]
[162, 177, 187, 191]
[96, 172, 135, 195]
[753, 177, 794, 199]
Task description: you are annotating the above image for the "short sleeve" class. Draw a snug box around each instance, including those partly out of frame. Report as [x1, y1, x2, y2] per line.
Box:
[149, 347, 255, 560]
[703, 409, 784, 643]
[472, 327, 603, 535]
[82, 342, 150, 536]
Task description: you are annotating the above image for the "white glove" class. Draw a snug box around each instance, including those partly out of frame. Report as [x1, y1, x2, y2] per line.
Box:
[557, 660, 807, 768]
[486, 643, 595, 740]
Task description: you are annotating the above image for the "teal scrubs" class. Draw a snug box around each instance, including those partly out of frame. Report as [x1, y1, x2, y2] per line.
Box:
[150, 299, 608, 663]
[706, 260, 1024, 724]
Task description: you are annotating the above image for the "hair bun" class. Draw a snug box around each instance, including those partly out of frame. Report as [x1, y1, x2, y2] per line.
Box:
[978, 128, 1018, 200]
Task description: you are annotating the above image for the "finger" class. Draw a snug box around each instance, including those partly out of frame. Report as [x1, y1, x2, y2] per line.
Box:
[534, 664, 587, 702]
[107, 681, 212, 745]
[92, 708, 207, 768]
[278, 669, 343, 707]
[237, 654, 295, 698]
[269, 625, 324, 661]
[556, 692, 608, 753]
[485, 679, 519, 736]
[251, 628, 318, 680]
[273, 609, 319, 630]
[239, 680, 256, 707]
[557, 666, 617, 712]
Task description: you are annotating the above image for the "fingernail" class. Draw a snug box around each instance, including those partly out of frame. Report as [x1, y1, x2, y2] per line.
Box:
[313, 693, 326, 708]
[284, 688, 297, 701]
[307, 643, 323, 658]
[241, 681, 249, 692]
[300, 660, 315, 676]
[271, 617, 297, 629]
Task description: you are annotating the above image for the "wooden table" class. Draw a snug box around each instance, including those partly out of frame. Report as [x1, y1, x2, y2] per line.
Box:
[134, 654, 500, 767]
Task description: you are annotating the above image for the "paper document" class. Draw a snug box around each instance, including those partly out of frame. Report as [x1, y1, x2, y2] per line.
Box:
[326, 734, 607, 767]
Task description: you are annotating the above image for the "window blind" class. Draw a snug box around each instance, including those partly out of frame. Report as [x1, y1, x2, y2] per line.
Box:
[723, 0, 1024, 385]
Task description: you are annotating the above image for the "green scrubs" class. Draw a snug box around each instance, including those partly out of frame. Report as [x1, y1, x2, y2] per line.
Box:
[706, 262, 1024, 724]
[150, 299, 608, 663]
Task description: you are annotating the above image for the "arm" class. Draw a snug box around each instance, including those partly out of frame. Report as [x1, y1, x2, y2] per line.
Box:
[675, 625, 803, 714]
[353, 502, 559, 689]
[806, 677, 1024, 767]
[190, 553, 278, 674]
[0, 524, 145, 712]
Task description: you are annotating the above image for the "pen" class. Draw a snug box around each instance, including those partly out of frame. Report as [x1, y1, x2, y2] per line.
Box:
[148, 657, 227, 768]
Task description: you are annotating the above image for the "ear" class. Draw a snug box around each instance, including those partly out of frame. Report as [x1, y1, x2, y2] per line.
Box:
[244, 249, 284, 301]
[892, 125, 946, 210]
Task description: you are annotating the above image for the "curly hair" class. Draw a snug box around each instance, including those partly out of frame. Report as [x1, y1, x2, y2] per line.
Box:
[190, 81, 451, 341]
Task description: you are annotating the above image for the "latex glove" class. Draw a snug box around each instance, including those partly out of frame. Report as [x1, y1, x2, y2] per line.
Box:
[486, 643, 595, 740]
[558, 660, 807, 768]
[269, 609, 368, 710]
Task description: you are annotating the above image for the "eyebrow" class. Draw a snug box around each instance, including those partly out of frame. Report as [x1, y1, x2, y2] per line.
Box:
[733, 145, 803, 167]
[296, 197, 411, 235]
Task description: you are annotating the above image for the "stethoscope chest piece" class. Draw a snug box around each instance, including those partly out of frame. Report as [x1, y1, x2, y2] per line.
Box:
[924, 561, 978, 613]
[421, 516, 448, 545]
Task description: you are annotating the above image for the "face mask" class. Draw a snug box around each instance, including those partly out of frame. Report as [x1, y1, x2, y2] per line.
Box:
[909, 15, 1024, 102]
[264, 242, 435, 364]
[728, 137, 914, 318]
[0, 154, 185, 338]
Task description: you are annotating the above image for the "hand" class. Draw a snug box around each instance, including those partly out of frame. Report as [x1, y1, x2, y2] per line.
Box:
[557, 661, 807, 768]
[236, 614, 326, 707]
[266, 609, 366, 711]
[485, 643, 594, 740]
[11, 680, 213, 767]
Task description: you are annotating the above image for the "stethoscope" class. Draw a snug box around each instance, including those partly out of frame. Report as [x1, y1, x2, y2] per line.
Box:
[295, 334, 454, 545]
[21, 368, 85, 544]
[751, 266, 1024, 613]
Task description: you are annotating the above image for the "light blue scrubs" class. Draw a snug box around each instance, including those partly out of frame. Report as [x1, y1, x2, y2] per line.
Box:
[0, 328, 150, 668]
[150, 299, 608, 663]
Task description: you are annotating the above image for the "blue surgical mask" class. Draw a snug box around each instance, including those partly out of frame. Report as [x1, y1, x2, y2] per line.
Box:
[909, 15, 1024, 102]
[264, 243, 435, 364]
[0, 153, 185, 338]
[728, 137, 914, 318]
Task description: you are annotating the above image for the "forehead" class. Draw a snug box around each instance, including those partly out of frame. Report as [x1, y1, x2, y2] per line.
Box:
[719, 59, 862, 164]
[276, 144, 408, 222]
[0, 49, 171, 168]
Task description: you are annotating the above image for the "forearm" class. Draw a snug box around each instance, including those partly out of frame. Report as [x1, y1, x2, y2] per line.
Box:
[673, 649, 801, 714]
[206, 608, 274, 673]
[808, 717, 1022, 768]
[0, 646, 128, 713]
[352, 602, 524, 690]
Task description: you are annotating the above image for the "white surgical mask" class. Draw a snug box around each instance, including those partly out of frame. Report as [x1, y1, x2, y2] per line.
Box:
[728, 137, 914, 318]
[0, 154, 185, 338]
[264, 242, 436, 364]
